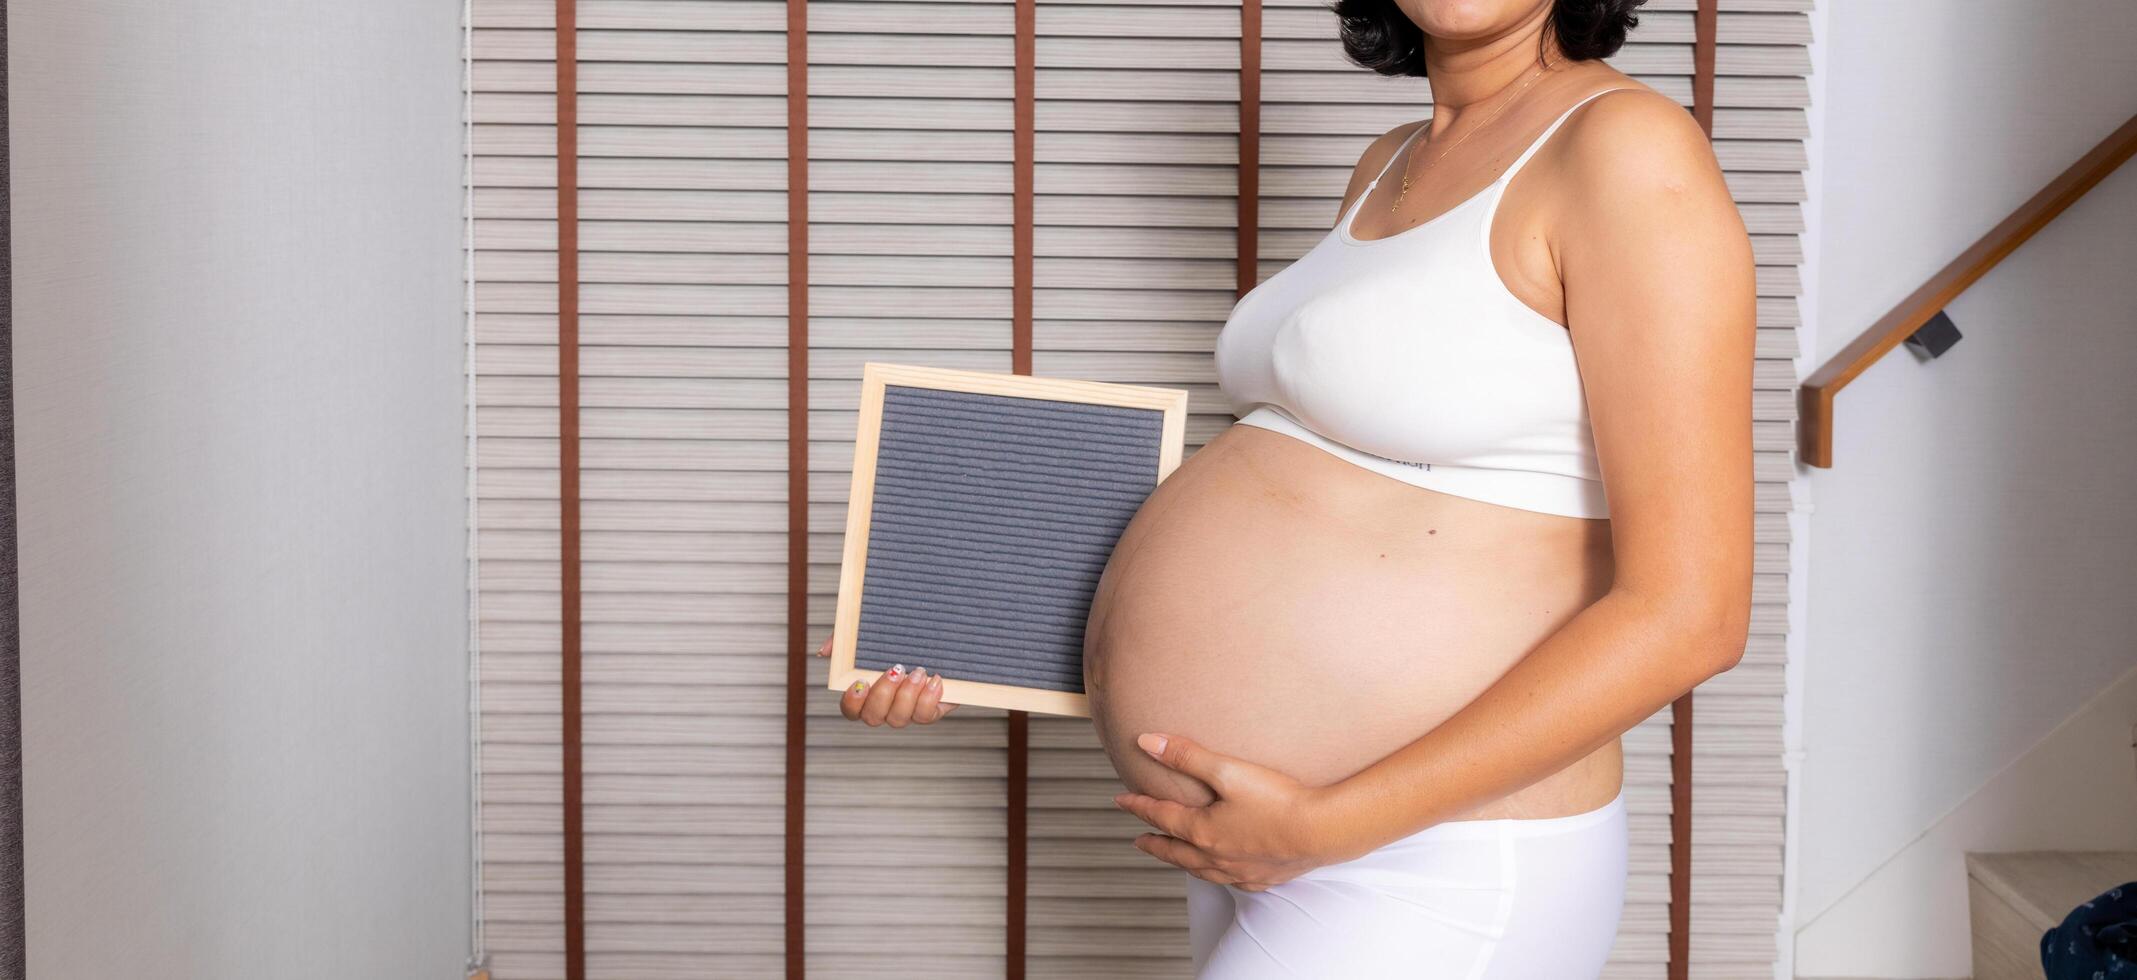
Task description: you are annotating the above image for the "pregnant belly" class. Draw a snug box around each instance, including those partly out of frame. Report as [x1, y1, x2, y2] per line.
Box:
[1083, 423, 1619, 813]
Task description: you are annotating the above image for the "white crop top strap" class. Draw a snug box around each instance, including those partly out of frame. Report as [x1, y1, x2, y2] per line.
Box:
[1496, 85, 1625, 188]
[1361, 85, 1625, 198]
[1213, 86, 1640, 520]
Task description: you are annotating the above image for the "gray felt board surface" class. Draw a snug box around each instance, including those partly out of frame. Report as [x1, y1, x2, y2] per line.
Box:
[853, 385, 1166, 694]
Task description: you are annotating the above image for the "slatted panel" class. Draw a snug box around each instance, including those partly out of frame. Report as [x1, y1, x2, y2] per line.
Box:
[1025, 0, 1244, 975]
[464, 0, 1809, 975]
[1693, 2, 1810, 975]
[472, 0, 800, 977]
[469, 2, 566, 977]
[804, 3, 1017, 978]
[570, 3, 791, 978]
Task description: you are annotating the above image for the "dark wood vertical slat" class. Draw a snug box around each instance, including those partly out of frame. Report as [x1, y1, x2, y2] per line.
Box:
[1006, 711, 1029, 979]
[1238, 0, 1260, 299]
[784, 0, 810, 976]
[1012, 0, 1035, 378]
[554, 0, 585, 976]
[1691, 0, 1717, 135]
[1668, 695, 1693, 980]
[1008, 0, 1036, 975]
[0, 5, 21, 975]
[1671, 4, 1717, 978]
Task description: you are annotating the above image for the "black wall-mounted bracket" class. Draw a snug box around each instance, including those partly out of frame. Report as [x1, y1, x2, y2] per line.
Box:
[1905, 309, 1964, 359]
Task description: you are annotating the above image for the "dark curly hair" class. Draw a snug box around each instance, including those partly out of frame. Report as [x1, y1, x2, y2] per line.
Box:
[1330, 0, 1646, 77]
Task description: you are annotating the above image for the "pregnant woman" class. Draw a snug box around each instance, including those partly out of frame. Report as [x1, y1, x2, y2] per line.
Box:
[815, 0, 1755, 975]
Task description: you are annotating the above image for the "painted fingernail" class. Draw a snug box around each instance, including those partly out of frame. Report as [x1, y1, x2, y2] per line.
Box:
[887, 664, 905, 681]
[849, 681, 866, 695]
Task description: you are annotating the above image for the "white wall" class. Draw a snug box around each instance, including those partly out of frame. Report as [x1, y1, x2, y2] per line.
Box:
[1795, 1, 2137, 976]
[1798, 666, 2137, 979]
[11, 1, 472, 976]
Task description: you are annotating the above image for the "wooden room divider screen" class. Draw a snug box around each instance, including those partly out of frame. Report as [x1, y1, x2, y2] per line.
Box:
[463, 0, 1812, 976]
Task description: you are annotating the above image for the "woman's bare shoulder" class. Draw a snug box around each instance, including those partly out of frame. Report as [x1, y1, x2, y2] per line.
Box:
[1553, 83, 1727, 200]
[1547, 80, 1754, 335]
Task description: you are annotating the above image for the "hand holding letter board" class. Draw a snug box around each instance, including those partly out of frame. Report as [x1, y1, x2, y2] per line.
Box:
[828, 363, 1188, 717]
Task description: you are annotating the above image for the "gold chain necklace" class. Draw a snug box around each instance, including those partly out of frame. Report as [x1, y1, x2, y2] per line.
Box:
[1390, 64, 1551, 213]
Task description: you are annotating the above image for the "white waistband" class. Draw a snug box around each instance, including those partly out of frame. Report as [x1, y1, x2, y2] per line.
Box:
[1388, 789, 1629, 845]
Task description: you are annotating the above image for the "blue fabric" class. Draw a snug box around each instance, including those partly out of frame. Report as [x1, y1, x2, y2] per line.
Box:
[2042, 880, 2137, 979]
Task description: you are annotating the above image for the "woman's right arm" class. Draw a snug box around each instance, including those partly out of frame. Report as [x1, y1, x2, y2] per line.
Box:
[815, 634, 961, 727]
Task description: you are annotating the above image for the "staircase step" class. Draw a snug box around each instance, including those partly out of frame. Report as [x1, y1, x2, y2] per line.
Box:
[1967, 851, 2137, 980]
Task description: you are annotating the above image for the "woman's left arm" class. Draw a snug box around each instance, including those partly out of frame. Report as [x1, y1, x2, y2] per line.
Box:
[1115, 90, 1758, 888]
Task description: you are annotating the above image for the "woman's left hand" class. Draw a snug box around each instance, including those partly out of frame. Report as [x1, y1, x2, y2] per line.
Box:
[1111, 732, 1372, 891]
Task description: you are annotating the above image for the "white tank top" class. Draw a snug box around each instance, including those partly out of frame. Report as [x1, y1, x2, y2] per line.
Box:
[1215, 87, 1633, 520]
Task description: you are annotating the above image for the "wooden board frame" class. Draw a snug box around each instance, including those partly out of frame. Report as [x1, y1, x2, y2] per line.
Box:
[828, 362, 1189, 717]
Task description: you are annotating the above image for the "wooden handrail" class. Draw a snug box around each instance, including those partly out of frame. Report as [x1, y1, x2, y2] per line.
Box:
[1800, 113, 2137, 468]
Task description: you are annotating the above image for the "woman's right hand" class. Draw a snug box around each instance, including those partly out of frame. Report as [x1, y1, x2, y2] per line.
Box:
[816, 634, 961, 727]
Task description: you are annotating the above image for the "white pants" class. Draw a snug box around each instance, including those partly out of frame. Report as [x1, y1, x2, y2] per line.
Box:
[1186, 791, 1628, 979]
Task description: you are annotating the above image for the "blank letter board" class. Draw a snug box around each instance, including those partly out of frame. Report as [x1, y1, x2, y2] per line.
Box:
[827, 362, 1189, 717]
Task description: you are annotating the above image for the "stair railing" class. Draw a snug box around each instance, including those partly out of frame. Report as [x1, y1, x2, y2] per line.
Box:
[1800, 113, 2137, 468]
